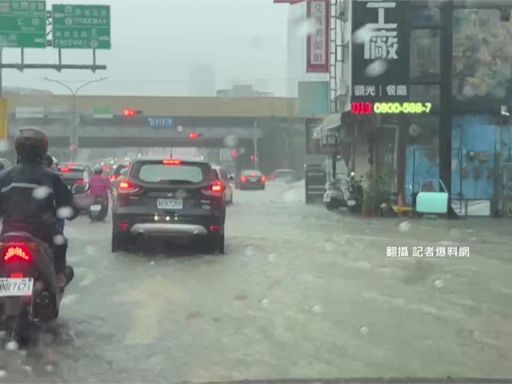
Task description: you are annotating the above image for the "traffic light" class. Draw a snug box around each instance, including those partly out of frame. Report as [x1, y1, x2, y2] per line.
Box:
[188, 132, 202, 140]
[123, 109, 143, 118]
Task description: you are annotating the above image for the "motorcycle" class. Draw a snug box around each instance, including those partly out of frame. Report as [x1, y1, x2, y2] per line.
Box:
[346, 172, 364, 213]
[323, 175, 348, 211]
[323, 172, 364, 213]
[88, 195, 108, 222]
[0, 232, 73, 344]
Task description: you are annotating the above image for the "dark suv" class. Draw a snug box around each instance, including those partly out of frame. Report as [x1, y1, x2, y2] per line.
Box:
[111, 158, 226, 254]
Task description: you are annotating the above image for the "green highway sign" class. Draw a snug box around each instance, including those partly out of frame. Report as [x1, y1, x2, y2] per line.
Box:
[52, 4, 111, 49]
[0, 0, 47, 48]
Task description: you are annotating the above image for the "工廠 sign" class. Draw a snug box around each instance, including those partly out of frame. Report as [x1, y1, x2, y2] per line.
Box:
[306, 0, 329, 73]
[351, 0, 410, 102]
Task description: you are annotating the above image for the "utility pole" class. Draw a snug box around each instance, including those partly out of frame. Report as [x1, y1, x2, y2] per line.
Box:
[439, 0, 456, 218]
[44, 77, 107, 161]
[253, 119, 259, 169]
[0, 48, 3, 97]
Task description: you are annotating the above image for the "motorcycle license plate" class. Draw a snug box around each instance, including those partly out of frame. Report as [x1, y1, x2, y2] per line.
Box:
[90, 204, 102, 212]
[157, 198, 183, 210]
[347, 200, 356, 206]
[0, 278, 34, 297]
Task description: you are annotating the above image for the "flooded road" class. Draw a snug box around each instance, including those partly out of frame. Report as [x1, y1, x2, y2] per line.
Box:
[1, 181, 512, 383]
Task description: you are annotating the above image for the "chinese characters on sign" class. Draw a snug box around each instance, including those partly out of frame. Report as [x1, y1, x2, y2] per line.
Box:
[306, 0, 329, 73]
[362, 1, 398, 60]
[351, 0, 410, 102]
[353, 84, 408, 97]
[385, 246, 471, 258]
[0, 0, 47, 48]
[52, 4, 111, 49]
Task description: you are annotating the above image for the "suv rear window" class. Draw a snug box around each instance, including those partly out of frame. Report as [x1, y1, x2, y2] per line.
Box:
[136, 162, 207, 184]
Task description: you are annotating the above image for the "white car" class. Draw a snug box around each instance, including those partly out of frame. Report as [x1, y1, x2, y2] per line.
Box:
[212, 165, 234, 204]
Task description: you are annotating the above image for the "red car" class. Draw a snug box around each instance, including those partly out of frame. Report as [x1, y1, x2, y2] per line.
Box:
[237, 169, 266, 190]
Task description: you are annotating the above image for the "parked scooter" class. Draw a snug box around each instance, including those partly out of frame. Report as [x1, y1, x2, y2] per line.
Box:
[323, 172, 364, 213]
[88, 195, 108, 222]
[346, 172, 364, 213]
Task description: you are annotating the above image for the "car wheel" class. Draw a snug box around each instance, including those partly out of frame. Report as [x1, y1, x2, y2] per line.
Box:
[112, 232, 129, 253]
[203, 234, 224, 255]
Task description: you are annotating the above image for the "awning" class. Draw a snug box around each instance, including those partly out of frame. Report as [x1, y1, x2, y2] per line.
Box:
[312, 113, 341, 138]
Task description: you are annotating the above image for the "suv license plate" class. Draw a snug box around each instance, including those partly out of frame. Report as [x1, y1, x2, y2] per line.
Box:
[157, 198, 183, 210]
[0, 278, 34, 297]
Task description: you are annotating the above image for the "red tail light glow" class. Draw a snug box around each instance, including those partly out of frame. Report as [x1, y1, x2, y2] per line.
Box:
[209, 225, 222, 232]
[59, 167, 71, 173]
[162, 159, 182, 166]
[241, 176, 248, 183]
[202, 181, 225, 196]
[118, 181, 141, 194]
[118, 222, 129, 231]
[261, 176, 267, 183]
[211, 181, 225, 193]
[2, 243, 34, 263]
[10, 272, 24, 278]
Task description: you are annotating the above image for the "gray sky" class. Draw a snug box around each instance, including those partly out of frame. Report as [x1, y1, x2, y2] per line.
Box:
[2, 0, 290, 96]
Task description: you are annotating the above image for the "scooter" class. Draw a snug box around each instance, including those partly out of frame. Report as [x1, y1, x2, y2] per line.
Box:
[346, 172, 364, 213]
[323, 175, 349, 211]
[88, 195, 108, 222]
[0, 232, 73, 344]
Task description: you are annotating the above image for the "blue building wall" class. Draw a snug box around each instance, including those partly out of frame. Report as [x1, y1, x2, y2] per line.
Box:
[405, 114, 504, 206]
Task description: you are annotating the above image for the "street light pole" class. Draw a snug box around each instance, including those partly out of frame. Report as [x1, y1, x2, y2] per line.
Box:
[44, 77, 107, 161]
[253, 119, 259, 169]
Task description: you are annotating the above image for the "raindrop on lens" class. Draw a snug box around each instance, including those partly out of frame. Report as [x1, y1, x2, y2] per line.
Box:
[223, 135, 239, 149]
[0, 140, 9, 152]
[260, 298, 269, 307]
[434, 279, 444, 288]
[365, 59, 388, 77]
[311, 305, 323, 314]
[244, 246, 255, 256]
[0, 370, 6, 378]
[5, 340, 18, 350]
[359, 326, 369, 335]
[175, 189, 187, 199]
[53, 235, 65, 246]
[32, 186, 52, 200]
[57, 206, 73, 219]
[398, 221, 411, 233]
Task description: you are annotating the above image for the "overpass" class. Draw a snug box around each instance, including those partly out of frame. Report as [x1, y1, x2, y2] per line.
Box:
[5, 95, 301, 148]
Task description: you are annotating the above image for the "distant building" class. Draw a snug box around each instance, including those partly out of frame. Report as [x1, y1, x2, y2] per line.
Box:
[3, 87, 53, 95]
[188, 64, 216, 97]
[216, 84, 274, 98]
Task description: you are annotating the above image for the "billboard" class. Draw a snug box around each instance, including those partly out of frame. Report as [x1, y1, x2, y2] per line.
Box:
[306, 0, 330, 73]
[351, 0, 410, 101]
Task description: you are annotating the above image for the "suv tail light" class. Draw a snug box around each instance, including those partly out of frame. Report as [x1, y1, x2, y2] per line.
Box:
[118, 181, 142, 194]
[1, 243, 35, 263]
[162, 159, 182, 166]
[241, 176, 248, 183]
[202, 181, 225, 196]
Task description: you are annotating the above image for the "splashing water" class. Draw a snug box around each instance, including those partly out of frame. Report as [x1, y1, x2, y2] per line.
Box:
[5, 341, 18, 351]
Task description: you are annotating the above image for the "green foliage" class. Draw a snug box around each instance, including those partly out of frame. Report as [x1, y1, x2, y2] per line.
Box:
[361, 167, 394, 214]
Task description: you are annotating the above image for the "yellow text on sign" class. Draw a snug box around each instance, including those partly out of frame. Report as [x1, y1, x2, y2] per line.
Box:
[0, 98, 8, 141]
